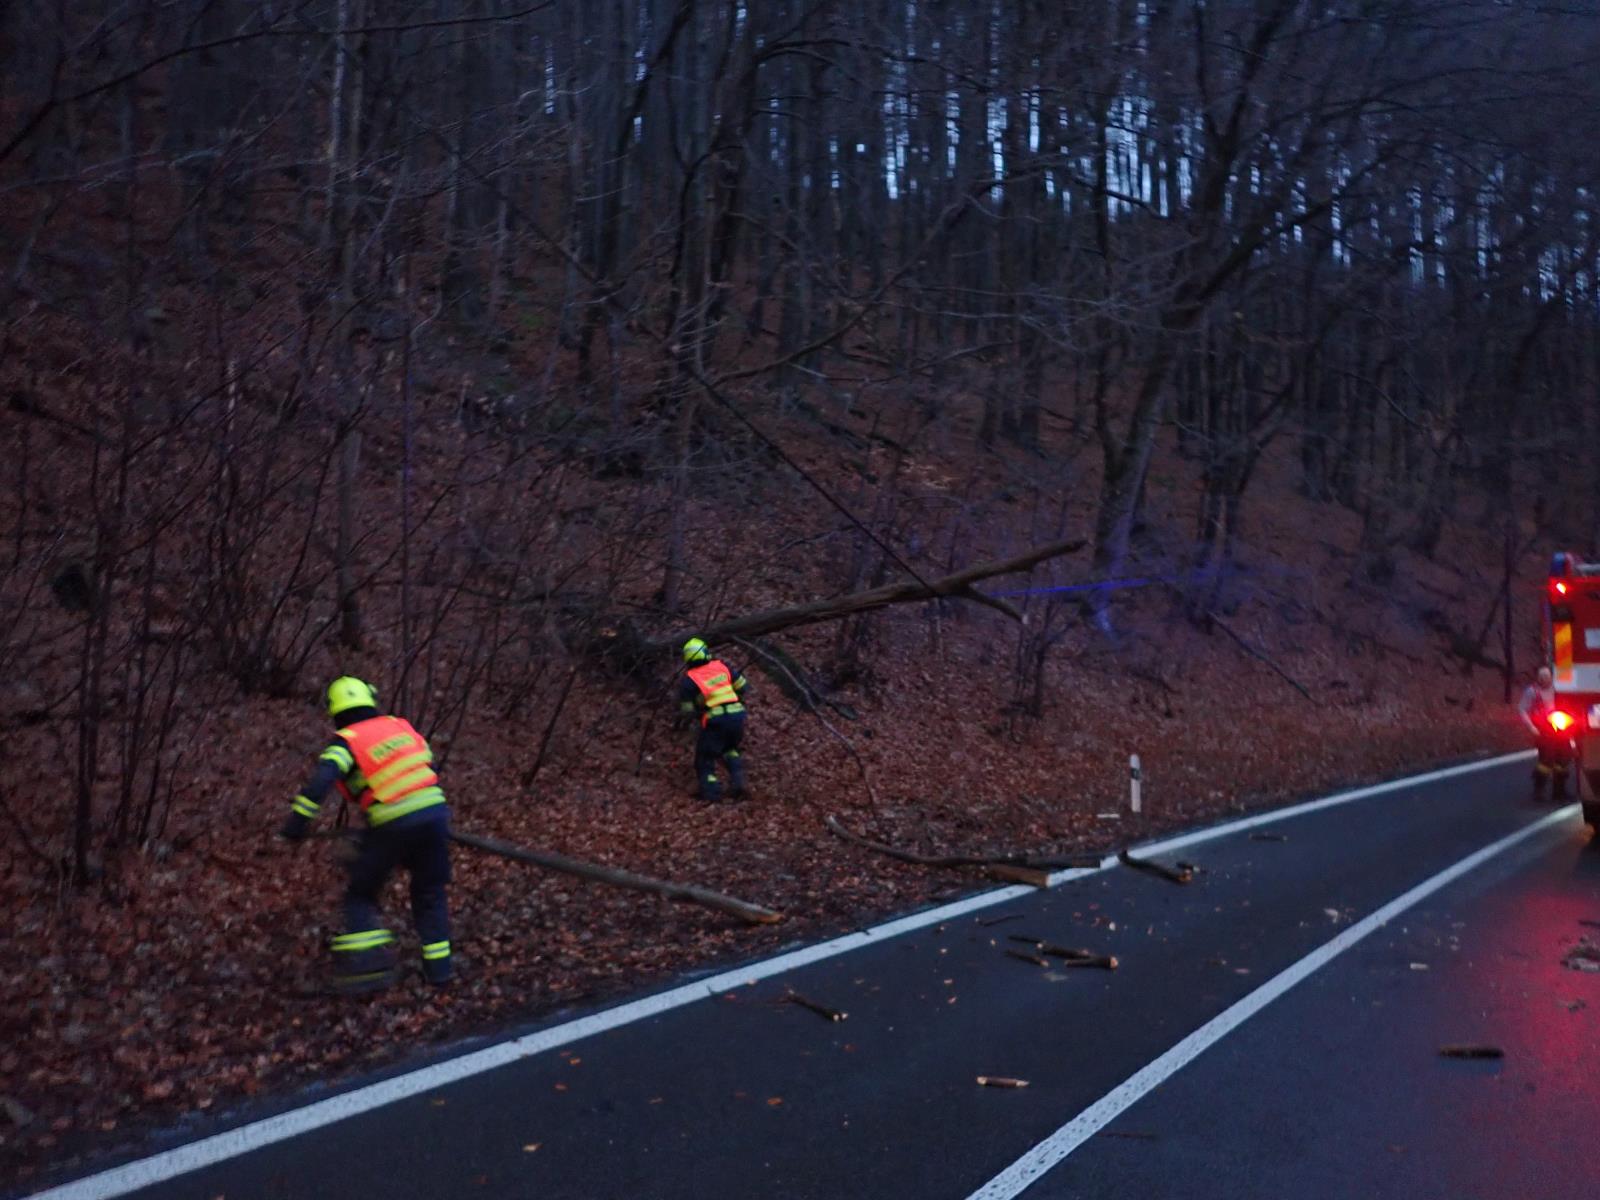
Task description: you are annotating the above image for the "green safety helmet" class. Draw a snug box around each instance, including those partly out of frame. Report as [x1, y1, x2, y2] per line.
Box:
[682, 637, 711, 664]
[326, 675, 377, 718]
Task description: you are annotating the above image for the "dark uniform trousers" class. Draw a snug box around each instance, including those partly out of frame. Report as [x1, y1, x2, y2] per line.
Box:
[343, 805, 452, 982]
[695, 713, 746, 800]
[1534, 733, 1572, 798]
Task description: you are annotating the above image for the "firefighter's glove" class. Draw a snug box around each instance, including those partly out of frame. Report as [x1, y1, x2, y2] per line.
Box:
[278, 813, 311, 843]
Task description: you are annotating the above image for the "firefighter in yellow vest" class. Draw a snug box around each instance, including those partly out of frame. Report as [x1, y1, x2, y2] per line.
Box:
[278, 677, 453, 991]
[678, 638, 749, 801]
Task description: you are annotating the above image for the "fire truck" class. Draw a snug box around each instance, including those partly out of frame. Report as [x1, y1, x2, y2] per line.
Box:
[1544, 553, 1600, 830]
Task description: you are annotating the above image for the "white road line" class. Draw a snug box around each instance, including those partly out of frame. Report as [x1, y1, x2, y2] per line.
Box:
[965, 802, 1579, 1200]
[25, 750, 1532, 1200]
[1123, 749, 1535, 864]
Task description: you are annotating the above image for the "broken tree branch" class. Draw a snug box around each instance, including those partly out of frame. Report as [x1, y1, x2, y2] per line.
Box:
[449, 829, 782, 926]
[1009, 935, 1118, 969]
[650, 537, 1085, 648]
[736, 636, 879, 807]
[1005, 949, 1050, 967]
[1206, 612, 1317, 703]
[1161, 583, 1316, 703]
[824, 814, 1102, 872]
[987, 863, 1052, 888]
[1118, 849, 1194, 885]
[784, 991, 848, 1022]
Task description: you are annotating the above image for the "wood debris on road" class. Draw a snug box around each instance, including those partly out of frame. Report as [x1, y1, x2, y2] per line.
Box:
[1118, 849, 1195, 885]
[1007, 935, 1118, 969]
[1055, 954, 1119, 970]
[1005, 949, 1050, 968]
[976, 1076, 1029, 1089]
[1562, 940, 1600, 972]
[1438, 1045, 1503, 1060]
[783, 992, 848, 1022]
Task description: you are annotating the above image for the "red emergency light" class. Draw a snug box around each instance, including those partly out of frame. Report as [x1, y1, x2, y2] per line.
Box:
[1549, 710, 1576, 733]
[1553, 580, 1569, 597]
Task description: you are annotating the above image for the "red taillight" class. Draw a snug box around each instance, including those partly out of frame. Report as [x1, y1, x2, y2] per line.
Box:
[1549, 710, 1575, 732]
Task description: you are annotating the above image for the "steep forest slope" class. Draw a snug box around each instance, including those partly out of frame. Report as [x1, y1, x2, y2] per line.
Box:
[4, 0, 1599, 1185]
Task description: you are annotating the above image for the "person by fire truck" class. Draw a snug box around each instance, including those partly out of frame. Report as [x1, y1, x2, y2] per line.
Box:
[1519, 665, 1573, 800]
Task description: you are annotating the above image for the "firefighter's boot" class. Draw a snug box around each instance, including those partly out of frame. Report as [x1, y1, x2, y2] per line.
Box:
[1554, 769, 1570, 801]
[421, 941, 453, 986]
[330, 929, 397, 995]
[725, 748, 747, 800]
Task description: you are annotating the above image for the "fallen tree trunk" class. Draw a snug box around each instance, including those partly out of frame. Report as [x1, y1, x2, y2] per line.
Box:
[824, 814, 1102, 872]
[449, 830, 782, 926]
[646, 537, 1085, 648]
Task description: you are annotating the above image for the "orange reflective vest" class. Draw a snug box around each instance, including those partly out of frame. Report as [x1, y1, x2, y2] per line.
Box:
[338, 715, 441, 815]
[686, 660, 741, 725]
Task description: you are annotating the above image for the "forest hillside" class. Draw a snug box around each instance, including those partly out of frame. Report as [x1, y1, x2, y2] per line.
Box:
[4, 0, 1597, 1184]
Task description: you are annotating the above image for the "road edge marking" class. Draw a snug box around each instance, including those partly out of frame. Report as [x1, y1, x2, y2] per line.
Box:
[23, 750, 1533, 1200]
[965, 801, 1579, 1200]
[1072, 749, 1536, 875]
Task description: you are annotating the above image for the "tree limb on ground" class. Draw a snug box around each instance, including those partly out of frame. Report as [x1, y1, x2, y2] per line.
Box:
[735, 636, 879, 806]
[649, 537, 1086, 648]
[824, 814, 1102, 873]
[1310, 607, 1429, 666]
[1200, 610, 1317, 703]
[449, 829, 782, 926]
[1420, 607, 1506, 674]
[1161, 582, 1316, 703]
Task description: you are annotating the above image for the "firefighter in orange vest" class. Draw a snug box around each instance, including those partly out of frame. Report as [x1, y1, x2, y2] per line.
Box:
[278, 677, 453, 991]
[678, 638, 749, 801]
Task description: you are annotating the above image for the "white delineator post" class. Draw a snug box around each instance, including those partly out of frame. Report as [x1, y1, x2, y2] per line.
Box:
[1129, 754, 1142, 814]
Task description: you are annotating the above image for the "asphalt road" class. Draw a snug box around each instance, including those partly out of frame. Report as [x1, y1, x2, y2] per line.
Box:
[27, 754, 1600, 1200]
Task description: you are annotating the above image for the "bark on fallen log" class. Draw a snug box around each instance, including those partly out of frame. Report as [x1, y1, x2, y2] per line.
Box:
[448, 830, 782, 926]
[825, 814, 1101, 874]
